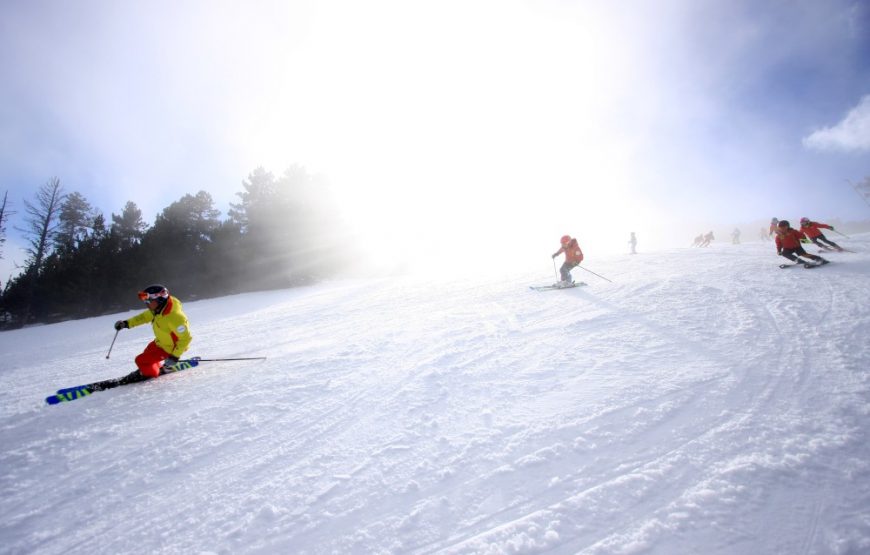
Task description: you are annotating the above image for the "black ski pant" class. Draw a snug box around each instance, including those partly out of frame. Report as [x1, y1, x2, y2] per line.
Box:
[779, 246, 822, 263]
[560, 261, 579, 282]
[810, 234, 840, 250]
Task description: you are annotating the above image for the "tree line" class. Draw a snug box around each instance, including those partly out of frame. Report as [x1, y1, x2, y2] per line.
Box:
[0, 166, 344, 328]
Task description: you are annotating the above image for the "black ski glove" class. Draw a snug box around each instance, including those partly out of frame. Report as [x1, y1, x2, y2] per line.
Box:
[164, 355, 180, 367]
[114, 320, 128, 331]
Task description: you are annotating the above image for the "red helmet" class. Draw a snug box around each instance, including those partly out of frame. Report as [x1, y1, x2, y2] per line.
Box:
[560, 235, 571, 244]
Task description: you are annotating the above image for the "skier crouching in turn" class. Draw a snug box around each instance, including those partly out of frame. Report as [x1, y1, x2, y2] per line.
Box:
[552, 235, 584, 287]
[799, 217, 843, 252]
[774, 220, 828, 266]
[114, 284, 192, 384]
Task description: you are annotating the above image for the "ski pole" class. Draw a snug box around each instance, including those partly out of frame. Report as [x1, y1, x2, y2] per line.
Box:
[832, 229, 850, 238]
[106, 330, 120, 359]
[552, 257, 558, 278]
[575, 265, 613, 283]
[191, 356, 268, 362]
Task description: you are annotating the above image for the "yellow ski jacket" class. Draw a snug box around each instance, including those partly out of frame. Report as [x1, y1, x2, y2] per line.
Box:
[127, 295, 192, 358]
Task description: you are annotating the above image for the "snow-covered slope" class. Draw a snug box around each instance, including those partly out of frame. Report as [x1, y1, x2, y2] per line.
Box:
[2, 236, 870, 555]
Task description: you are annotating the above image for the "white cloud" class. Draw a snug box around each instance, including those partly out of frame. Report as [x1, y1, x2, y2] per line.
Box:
[803, 95, 870, 152]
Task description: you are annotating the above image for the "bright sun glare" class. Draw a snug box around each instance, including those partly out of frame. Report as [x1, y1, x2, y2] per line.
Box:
[234, 0, 652, 275]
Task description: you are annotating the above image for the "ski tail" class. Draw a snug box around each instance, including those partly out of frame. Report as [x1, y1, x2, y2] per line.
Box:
[804, 260, 830, 269]
[46, 387, 94, 405]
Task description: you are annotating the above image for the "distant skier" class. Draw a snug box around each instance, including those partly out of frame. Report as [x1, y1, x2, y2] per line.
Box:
[799, 217, 843, 252]
[774, 220, 829, 266]
[768, 217, 779, 238]
[691, 234, 704, 247]
[113, 284, 193, 384]
[551, 235, 584, 287]
[731, 228, 741, 244]
[699, 231, 714, 247]
[629, 232, 637, 254]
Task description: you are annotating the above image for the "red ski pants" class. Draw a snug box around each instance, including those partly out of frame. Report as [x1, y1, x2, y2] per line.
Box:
[136, 341, 171, 378]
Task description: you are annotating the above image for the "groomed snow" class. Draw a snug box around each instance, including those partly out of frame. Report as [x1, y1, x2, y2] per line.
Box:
[2, 236, 870, 554]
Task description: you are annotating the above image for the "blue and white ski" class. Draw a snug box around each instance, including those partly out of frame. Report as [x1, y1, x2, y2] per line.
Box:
[46, 358, 200, 405]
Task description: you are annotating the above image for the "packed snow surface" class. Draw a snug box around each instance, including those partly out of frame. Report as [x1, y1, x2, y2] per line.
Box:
[2, 236, 870, 555]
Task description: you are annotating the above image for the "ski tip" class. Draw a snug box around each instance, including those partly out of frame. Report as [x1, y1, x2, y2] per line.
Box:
[159, 358, 200, 375]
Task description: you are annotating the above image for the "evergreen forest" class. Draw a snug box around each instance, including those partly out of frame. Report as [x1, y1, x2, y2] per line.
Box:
[0, 166, 344, 328]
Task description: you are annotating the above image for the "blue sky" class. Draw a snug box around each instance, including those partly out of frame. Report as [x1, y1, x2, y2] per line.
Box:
[1, 0, 869, 277]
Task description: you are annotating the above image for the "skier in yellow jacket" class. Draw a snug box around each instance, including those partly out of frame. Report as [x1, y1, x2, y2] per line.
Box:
[114, 284, 192, 382]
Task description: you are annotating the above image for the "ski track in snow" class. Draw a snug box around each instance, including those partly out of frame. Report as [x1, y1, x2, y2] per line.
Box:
[1, 236, 870, 554]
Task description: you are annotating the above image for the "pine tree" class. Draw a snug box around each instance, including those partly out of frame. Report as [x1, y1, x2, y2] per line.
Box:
[0, 190, 14, 293]
[111, 201, 148, 249]
[228, 165, 344, 290]
[54, 191, 97, 253]
[228, 167, 276, 232]
[17, 177, 65, 272]
[0, 191, 12, 263]
[139, 191, 221, 295]
[14, 177, 66, 322]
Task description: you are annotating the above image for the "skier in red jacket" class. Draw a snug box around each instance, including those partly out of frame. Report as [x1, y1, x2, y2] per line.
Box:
[774, 220, 828, 266]
[552, 235, 584, 286]
[799, 217, 843, 251]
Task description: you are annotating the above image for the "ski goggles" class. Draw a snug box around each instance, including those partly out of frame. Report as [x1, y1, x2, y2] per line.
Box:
[138, 290, 168, 303]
